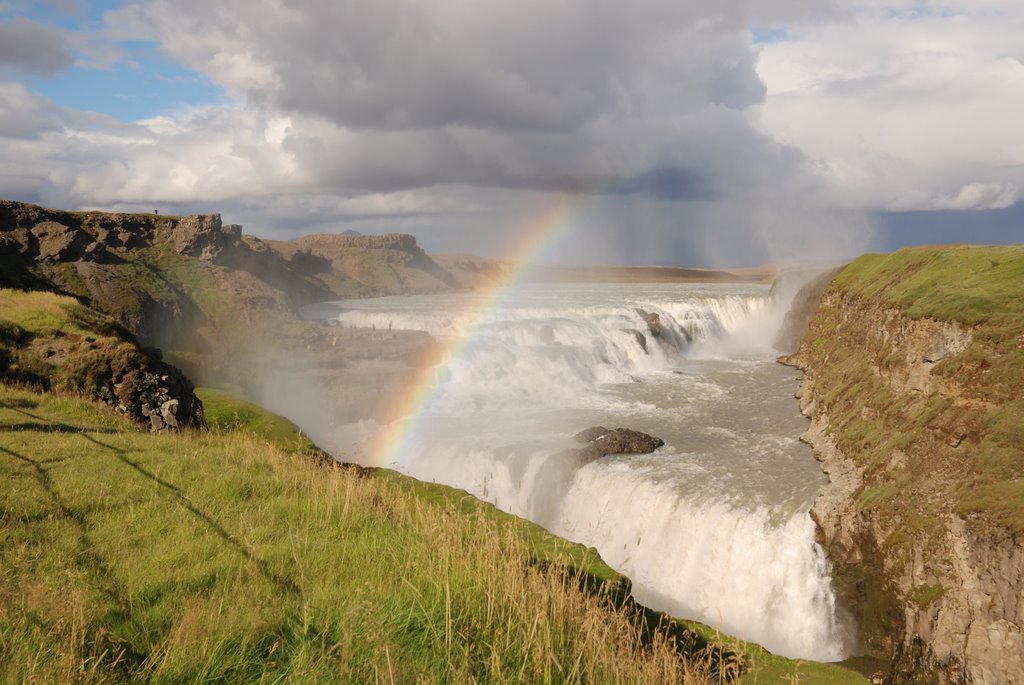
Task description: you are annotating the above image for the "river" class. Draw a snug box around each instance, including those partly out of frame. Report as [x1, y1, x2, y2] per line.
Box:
[306, 282, 852, 661]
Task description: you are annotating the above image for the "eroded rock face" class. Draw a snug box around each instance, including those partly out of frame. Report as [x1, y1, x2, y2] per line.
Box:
[31, 221, 99, 263]
[297, 232, 421, 252]
[794, 293, 1023, 685]
[0, 201, 168, 259]
[171, 214, 240, 262]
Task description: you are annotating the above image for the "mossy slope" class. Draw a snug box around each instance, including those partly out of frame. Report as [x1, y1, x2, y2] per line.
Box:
[0, 289, 203, 429]
[807, 245, 1024, 534]
[796, 244, 1024, 678]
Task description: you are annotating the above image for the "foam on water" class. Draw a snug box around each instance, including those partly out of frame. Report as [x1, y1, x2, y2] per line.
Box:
[316, 282, 853, 661]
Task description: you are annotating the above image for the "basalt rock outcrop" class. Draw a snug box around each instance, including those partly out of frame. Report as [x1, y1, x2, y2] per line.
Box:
[623, 328, 648, 353]
[94, 355, 205, 432]
[0, 201, 461, 306]
[634, 308, 663, 340]
[572, 426, 665, 460]
[171, 214, 242, 262]
[791, 250, 1024, 685]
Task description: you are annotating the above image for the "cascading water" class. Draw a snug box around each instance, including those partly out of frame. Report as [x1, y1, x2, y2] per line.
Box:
[312, 282, 853, 661]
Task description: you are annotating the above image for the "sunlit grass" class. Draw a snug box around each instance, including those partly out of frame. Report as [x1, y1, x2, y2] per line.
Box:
[0, 386, 711, 683]
[0, 384, 869, 683]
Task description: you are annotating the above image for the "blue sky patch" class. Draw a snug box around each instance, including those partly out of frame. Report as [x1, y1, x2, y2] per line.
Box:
[750, 25, 790, 45]
[5, 0, 224, 121]
[27, 42, 224, 121]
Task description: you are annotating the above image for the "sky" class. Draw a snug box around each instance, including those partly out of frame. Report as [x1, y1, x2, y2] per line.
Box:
[0, 0, 1022, 266]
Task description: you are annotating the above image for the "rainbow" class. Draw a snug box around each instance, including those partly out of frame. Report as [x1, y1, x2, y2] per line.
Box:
[363, 194, 581, 466]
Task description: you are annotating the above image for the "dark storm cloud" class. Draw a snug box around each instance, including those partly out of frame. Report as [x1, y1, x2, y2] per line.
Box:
[104, 0, 825, 202]
[0, 18, 74, 76]
[1, 0, 888, 267]
[605, 166, 715, 201]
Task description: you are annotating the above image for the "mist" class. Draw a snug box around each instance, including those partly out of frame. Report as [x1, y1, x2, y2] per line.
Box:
[235, 276, 856, 661]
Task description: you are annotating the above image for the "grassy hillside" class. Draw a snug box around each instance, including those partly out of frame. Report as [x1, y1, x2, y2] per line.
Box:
[0, 387, 678, 683]
[0, 200, 465, 389]
[196, 386, 321, 454]
[0, 289, 205, 431]
[806, 245, 1024, 535]
[0, 384, 869, 684]
[0, 289, 135, 382]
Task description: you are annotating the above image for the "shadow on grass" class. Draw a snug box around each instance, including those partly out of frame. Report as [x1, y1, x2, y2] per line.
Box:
[0, 444, 150, 674]
[0, 397, 40, 410]
[0, 422, 117, 434]
[0, 445, 83, 525]
[80, 433, 301, 595]
[1, 402, 118, 433]
[0, 402, 48, 422]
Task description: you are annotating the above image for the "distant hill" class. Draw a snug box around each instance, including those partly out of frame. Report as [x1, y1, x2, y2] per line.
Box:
[0, 200, 466, 386]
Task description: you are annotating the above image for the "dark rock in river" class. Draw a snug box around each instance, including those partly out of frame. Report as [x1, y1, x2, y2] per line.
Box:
[572, 426, 665, 459]
[634, 308, 662, 339]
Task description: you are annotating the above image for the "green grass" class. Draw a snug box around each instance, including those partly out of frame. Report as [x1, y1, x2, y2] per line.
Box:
[197, 386, 321, 455]
[908, 583, 944, 609]
[0, 289, 144, 393]
[832, 245, 1024, 328]
[0, 289, 126, 340]
[0, 385, 867, 684]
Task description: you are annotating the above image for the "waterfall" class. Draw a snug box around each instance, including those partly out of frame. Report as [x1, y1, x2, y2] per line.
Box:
[317, 283, 852, 661]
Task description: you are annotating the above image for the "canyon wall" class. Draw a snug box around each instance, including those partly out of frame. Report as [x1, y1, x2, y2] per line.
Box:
[789, 247, 1024, 684]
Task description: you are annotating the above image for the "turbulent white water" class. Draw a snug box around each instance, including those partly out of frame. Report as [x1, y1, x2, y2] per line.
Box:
[312, 282, 852, 661]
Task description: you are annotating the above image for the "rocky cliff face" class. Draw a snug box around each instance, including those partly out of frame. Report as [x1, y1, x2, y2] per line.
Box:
[0, 200, 466, 387]
[0, 200, 460, 303]
[791, 263, 1024, 684]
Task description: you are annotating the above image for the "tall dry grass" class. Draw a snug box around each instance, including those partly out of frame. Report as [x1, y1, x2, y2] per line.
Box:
[0, 386, 735, 683]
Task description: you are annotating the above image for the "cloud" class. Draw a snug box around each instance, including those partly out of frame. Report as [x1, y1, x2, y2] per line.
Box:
[0, 0, 891, 265]
[0, 17, 74, 75]
[928, 183, 1020, 211]
[0, 81, 63, 138]
[115, 1, 758, 132]
[98, 0, 818, 202]
[753, 2, 1024, 213]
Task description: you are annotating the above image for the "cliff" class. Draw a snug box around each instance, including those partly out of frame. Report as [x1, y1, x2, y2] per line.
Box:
[789, 246, 1024, 684]
[0, 200, 464, 386]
